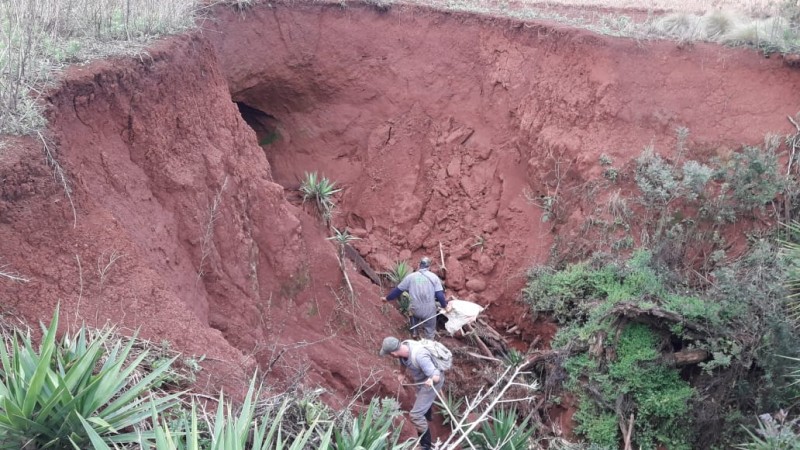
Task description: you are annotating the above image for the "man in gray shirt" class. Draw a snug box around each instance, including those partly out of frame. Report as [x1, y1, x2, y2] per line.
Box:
[380, 336, 445, 450]
[385, 257, 448, 339]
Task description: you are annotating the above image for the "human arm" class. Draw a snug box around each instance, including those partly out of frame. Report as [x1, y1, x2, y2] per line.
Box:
[385, 287, 404, 302]
[435, 290, 447, 308]
[417, 353, 441, 387]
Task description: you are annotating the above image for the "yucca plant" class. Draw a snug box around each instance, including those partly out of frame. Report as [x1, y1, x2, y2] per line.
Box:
[781, 221, 800, 326]
[385, 261, 412, 317]
[503, 349, 525, 367]
[469, 407, 535, 450]
[737, 413, 800, 450]
[784, 355, 800, 388]
[329, 398, 415, 450]
[87, 377, 334, 450]
[327, 227, 360, 261]
[300, 172, 341, 225]
[0, 308, 181, 449]
[435, 389, 465, 429]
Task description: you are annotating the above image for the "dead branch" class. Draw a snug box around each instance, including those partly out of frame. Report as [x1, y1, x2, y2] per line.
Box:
[0, 265, 30, 283]
[463, 323, 494, 358]
[665, 348, 710, 367]
[344, 243, 381, 285]
[620, 413, 634, 450]
[438, 365, 539, 450]
[607, 302, 710, 340]
[465, 351, 503, 363]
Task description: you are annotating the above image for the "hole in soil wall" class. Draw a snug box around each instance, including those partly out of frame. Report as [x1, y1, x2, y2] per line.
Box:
[235, 101, 280, 146]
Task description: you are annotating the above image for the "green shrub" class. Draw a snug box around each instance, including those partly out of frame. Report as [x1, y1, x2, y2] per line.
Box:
[635, 146, 678, 206]
[737, 414, 800, 450]
[725, 145, 783, 211]
[568, 324, 694, 450]
[300, 172, 341, 225]
[503, 348, 525, 367]
[97, 378, 334, 450]
[573, 404, 618, 449]
[436, 389, 465, 429]
[385, 261, 412, 316]
[681, 160, 713, 200]
[0, 308, 181, 449]
[469, 407, 535, 450]
[331, 398, 414, 450]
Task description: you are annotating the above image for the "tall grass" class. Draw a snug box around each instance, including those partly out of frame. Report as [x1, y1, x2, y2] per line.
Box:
[0, 0, 199, 135]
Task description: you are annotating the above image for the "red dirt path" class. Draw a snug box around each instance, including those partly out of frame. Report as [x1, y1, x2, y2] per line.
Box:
[1, 0, 800, 443]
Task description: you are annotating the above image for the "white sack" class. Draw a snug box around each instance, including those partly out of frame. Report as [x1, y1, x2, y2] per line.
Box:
[443, 299, 484, 335]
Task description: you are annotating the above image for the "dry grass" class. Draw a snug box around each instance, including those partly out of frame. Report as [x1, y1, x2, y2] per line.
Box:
[403, 0, 799, 52]
[0, 0, 200, 136]
[408, 0, 789, 16]
[1, 0, 797, 135]
[651, 9, 798, 51]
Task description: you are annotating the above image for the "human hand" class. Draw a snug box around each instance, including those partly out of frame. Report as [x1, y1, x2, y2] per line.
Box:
[445, 304, 454, 313]
[424, 377, 434, 388]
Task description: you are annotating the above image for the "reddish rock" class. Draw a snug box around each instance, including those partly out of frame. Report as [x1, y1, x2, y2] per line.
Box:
[478, 253, 495, 274]
[445, 257, 465, 290]
[406, 222, 429, 250]
[466, 278, 487, 292]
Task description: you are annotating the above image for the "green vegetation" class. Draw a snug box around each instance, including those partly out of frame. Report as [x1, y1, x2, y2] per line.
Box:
[526, 241, 800, 448]
[529, 126, 800, 446]
[0, 308, 181, 449]
[470, 407, 535, 450]
[384, 260, 412, 317]
[738, 413, 800, 450]
[0, 308, 418, 449]
[435, 388, 465, 429]
[300, 172, 341, 226]
[331, 398, 414, 450]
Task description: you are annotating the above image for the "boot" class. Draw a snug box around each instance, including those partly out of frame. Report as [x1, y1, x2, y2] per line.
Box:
[424, 406, 433, 422]
[419, 428, 432, 450]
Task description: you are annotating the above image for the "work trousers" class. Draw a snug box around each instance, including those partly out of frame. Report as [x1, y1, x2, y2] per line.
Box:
[409, 376, 445, 433]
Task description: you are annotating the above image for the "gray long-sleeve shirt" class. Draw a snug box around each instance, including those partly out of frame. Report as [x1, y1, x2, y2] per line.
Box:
[397, 269, 444, 320]
[400, 340, 441, 382]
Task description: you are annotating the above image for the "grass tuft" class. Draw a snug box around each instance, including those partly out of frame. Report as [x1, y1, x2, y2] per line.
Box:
[0, 0, 200, 135]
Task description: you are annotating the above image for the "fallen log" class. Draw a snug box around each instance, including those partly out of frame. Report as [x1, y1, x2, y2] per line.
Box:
[607, 302, 710, 340]
[665, 349, 711, 367]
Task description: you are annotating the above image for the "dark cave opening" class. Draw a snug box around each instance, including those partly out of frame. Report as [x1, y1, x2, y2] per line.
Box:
[235, 101, 280, 146]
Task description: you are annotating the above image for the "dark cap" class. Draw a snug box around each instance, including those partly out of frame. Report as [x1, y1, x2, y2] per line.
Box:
[379, 336, 401, 356]
[419, 257, 431, 269]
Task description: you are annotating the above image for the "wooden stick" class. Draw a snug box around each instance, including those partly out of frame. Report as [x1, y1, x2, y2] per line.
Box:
[787, 115, 800, 176]
[623, 413, 634, 450]
[464, 324, 494, 357]
[439, 241, 447, 272]
[465, 351, 503, 363]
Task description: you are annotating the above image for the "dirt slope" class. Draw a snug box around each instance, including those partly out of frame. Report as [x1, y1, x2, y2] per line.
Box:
[206, 1, 800, 336]
[1, 0, 800, 435]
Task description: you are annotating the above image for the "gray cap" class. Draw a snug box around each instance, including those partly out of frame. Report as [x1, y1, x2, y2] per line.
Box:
[379, 336, 401, 356]
[419, 257, 431, 269]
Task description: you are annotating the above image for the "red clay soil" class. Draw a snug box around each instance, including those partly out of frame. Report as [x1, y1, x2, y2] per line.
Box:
[1, 0, 800, 444]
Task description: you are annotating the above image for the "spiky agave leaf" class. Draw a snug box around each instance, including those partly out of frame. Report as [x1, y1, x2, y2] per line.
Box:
[780, 221, 800, 326]
[0, 307, 181, 449]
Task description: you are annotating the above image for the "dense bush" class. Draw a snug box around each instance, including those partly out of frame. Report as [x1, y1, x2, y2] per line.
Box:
[525, 243, 800, 449]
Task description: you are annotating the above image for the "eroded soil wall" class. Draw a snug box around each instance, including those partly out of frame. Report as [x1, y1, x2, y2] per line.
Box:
[207, 2, 800, 329]
[1, 0, 800, 418]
